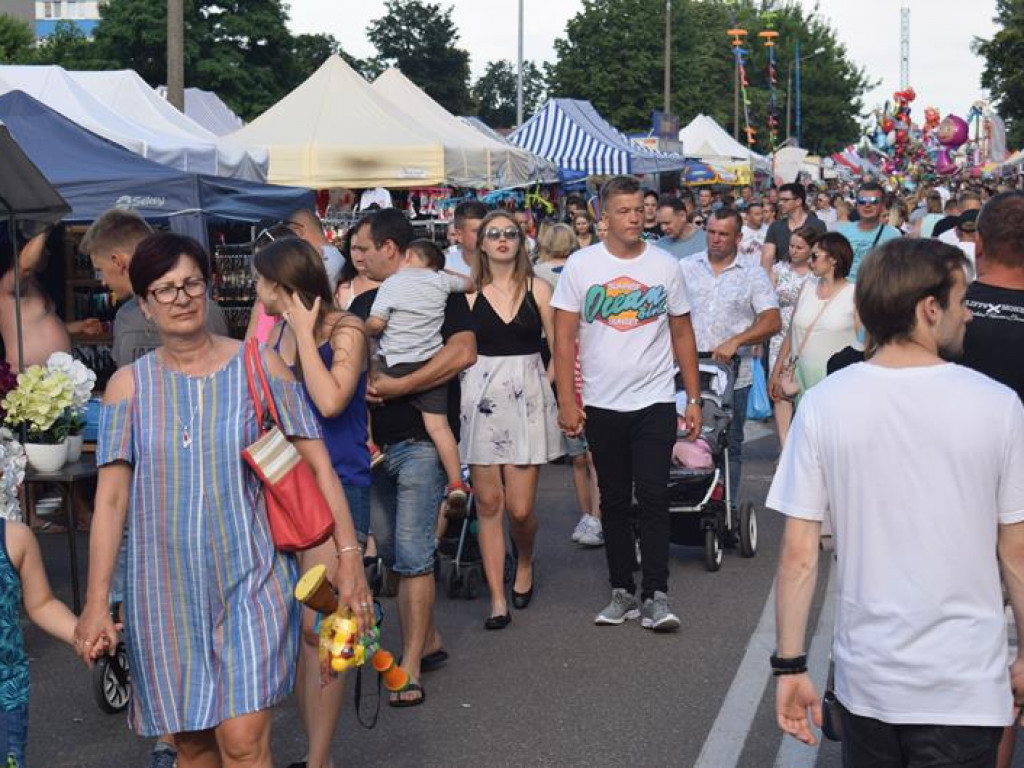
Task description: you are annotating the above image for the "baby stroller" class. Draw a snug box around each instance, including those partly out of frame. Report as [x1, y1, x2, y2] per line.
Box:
[92, 603, 131, 714]
[436, 491, 515, 600]
[667, 360, 758, 571]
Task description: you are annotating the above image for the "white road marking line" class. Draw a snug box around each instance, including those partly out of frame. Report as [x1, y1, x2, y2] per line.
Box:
[774, 563, 838, 768]
[693, 580, 777, 768]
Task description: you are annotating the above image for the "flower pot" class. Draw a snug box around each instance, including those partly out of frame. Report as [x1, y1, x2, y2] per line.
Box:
[24, 440, 69, 473]
[66, 434, 84, 463]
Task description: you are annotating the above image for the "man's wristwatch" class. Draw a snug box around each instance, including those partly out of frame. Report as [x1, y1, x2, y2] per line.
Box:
[687, 396, 703, 407]
[770, 652, 808, 676]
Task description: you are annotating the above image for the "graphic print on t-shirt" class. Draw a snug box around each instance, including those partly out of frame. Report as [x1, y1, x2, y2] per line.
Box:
[582, 275, 667, 331]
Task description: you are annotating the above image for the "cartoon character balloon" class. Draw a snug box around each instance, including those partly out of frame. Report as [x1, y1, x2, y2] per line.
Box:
[937, 115, 969, 149]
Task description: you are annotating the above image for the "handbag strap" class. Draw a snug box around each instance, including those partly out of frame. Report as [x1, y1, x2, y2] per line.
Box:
[244, 338, 283, 432]
[353, 664, 383, 729]
[791, 281, 847, 364]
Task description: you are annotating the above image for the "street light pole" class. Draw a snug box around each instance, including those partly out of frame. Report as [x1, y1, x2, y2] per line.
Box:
[516, 0, 524, 127]
[663, 0, 671, 116]
[794, 38, 802, 147]
[167, 0, 184, 111]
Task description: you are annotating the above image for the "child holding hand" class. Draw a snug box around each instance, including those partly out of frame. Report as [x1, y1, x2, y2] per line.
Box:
[1, 517, 78, 767]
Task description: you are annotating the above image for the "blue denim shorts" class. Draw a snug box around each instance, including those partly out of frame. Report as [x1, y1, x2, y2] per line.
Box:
[565, 433, 588, 457]
[1, 701, 29, 767]
[370, 439, 444, 577]
[342, 482, 371, 544]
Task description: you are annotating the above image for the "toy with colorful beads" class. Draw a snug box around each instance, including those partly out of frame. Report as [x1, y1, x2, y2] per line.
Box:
[294, 564, 405, 690]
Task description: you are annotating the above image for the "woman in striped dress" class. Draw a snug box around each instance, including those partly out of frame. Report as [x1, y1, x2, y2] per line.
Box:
[74, 233, 372, 768]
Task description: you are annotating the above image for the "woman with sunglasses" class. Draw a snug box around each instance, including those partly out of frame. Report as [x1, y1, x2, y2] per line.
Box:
[461, 210, 563, 629]
[770, 232, 858, 431]
[766, 226, 818, 445]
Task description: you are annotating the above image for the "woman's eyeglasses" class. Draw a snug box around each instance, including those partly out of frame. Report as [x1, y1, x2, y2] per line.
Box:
[483, 227, 521, 242]
[149, 277, 208, 304]
[809, 250, 829, 263]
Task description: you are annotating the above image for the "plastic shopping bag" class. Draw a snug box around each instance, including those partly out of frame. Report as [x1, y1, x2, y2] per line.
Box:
[746, 358, 772, 421]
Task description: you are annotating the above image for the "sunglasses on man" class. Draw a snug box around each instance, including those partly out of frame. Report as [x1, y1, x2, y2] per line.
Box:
[856, 196, 882, 206]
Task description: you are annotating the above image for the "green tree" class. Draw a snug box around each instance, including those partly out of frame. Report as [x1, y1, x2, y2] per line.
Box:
[366, 0, 473, 115]
[0, 13, 36, 63]
[547, 0, 871, 155]
[33, 20, 107, 69]
[471, 59, 545, 128]
[974, 0, 1024, 148]
[292, 32, 367, 81]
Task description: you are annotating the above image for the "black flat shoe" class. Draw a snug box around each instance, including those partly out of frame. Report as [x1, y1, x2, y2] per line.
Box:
[511, 586, 534, 610]
[484, 612, 511, 630]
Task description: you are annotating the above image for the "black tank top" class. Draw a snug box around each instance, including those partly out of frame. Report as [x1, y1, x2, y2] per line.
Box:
[473, 280, 542, 357]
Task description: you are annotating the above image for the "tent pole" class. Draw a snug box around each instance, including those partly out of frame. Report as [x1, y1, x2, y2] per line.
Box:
[9, 214, 24, 373]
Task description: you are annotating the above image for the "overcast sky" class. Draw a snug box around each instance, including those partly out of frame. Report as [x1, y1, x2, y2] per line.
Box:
[289, 0, 999, 123]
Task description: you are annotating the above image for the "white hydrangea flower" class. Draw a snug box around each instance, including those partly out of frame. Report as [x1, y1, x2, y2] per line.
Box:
[46, 351, 97, 410]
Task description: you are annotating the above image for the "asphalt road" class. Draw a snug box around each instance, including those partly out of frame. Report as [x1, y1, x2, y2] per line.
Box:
[19, 427, 1013, 768]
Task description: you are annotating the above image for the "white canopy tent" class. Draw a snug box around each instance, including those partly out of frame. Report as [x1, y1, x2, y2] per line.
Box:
[156, 86, 245, 136]
[230, 56, 445, 189]
[0, 65, 263, 180]
[69, 70, 267, 181]
[678, 114, 771, 177]
[371, 69, 547, 188]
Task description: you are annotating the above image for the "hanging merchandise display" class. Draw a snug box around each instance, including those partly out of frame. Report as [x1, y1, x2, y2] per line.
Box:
[726, 26, 757, 147]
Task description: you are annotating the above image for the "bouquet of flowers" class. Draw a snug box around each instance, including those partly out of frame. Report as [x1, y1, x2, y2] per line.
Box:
[46, 352, 97, 437]
[1, 364, 75, 444]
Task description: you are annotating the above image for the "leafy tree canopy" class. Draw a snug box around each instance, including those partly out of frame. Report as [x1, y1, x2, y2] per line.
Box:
[974, 0, 1024, 148]
[546, 0, 872, 155]
[367, 0, 473, 115]
[471, 59, 545, 128]
[0, 13, 35, 63]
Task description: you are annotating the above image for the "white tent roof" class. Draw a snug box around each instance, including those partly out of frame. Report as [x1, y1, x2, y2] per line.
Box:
[0, 65, 263, 180]
[460, 116, 560, 184]
[156, 86, 245, 136]
[372, 68, 547, 188]
[230, 56, 445, 189]
[69, 70, 267, 181]
[679, 113, 770, 170]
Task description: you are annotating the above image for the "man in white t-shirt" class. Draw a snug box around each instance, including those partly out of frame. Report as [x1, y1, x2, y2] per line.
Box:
[770, 237, 1024, 764]
[444, 200, 488, 277]
[287, 208, 345, 286]
[738, 200, 769, 268]
[552, 176, 702, 632]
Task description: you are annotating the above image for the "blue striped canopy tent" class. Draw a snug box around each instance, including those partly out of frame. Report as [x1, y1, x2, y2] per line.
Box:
[508, 99, 686, 177]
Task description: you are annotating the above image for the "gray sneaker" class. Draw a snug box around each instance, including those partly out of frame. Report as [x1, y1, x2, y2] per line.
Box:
[641, 591, 680, 632]
[594, 588, 640, 625]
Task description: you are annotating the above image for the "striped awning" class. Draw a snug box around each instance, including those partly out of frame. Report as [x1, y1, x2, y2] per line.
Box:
[508, 99, 686, 177]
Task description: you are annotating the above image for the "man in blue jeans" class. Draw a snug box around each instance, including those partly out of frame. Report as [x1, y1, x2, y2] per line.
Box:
[349, 209, 476, 707]
[679, 209, 780, 505]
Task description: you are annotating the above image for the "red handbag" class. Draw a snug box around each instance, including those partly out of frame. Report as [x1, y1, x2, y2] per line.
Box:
[242, 339, 335, 552]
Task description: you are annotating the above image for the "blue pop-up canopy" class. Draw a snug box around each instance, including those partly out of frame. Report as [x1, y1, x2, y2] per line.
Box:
[0, 90, 312, 224]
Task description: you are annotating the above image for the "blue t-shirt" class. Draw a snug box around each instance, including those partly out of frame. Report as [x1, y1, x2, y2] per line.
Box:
[837, 222, 902, 282]
[656, 229, 708, 261]
[0, 519, 29, 710]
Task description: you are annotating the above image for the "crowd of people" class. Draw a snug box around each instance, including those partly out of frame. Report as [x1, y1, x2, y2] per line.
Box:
[3, 169, 1024, 768]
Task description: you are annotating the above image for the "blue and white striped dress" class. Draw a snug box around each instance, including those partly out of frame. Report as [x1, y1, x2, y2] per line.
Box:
[97, 344, 321, 737]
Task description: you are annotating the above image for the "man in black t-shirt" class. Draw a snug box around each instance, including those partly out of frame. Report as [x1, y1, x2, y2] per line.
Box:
[349, 209, 476, 706]
[962, 192, 1024, 404]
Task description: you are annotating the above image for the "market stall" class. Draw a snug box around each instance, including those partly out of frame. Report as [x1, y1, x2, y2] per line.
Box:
[371, 68, 545, 188]
[508, 98, 687, 177]
[230, 55, 446, 188]
[0, 65, 263, 181]
[677, 113, 771, 184]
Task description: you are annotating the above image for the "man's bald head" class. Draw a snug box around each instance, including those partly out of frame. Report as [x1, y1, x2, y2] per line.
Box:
[287, 209, 327, 248]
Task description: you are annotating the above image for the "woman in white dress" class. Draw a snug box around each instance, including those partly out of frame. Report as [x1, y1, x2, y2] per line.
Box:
[769, 232, 858, 444]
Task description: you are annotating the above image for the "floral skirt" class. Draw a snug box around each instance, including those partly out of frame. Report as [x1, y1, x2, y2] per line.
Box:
[459, 353, 565, 466]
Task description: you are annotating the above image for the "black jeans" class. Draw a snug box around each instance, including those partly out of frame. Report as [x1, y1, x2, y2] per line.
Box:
[837, 699, 1002, 768]
[585, 402, 676, 601]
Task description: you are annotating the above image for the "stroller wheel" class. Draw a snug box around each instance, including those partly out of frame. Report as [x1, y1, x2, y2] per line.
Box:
[738, 501, 758, 558]
[463, 566, 482, 600]
[704, 529, 723, 572]
[93, 642, 130, 714]
[445, 563, 462, 599]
